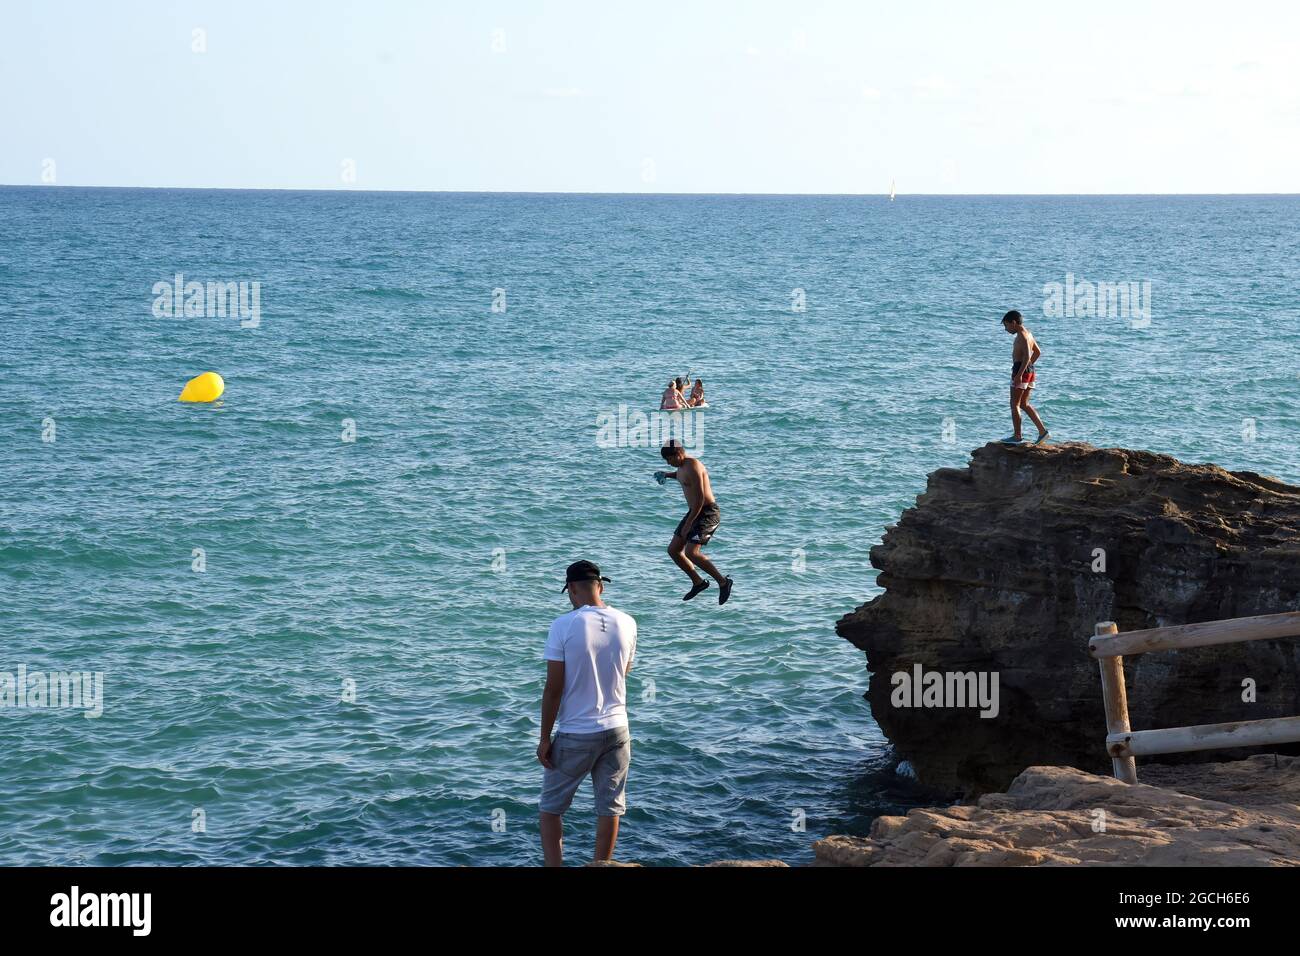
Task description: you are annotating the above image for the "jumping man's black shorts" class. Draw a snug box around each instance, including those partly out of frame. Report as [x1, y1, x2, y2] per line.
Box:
[675, 503, 721, 545]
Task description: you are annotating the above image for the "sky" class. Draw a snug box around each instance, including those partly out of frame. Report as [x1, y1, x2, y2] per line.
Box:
[2, 0, 1299, 193]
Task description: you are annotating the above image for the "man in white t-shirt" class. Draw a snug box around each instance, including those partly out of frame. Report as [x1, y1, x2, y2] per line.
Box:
[537, 560, 637, 867]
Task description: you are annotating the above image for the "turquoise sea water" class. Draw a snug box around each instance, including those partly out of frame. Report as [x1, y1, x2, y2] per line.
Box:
[2, 188, 1298, 865]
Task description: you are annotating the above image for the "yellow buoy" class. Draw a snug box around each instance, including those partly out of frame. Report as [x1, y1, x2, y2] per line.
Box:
[179, 371, 224, 403]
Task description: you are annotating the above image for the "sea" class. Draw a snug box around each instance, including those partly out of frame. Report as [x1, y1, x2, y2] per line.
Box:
[2, 188, 1297, 865]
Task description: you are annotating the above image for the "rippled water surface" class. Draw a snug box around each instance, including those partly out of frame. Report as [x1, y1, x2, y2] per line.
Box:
[2, 188, 1297, 864]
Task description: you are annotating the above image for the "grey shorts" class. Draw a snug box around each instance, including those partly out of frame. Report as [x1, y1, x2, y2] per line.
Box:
[539, 727, 631, 817]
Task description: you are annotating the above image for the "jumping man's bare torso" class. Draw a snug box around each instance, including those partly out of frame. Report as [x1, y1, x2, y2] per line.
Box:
[671, 457, 715, 513]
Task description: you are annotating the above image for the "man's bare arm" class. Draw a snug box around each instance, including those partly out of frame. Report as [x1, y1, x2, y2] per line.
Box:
[537, 660, 565, 767]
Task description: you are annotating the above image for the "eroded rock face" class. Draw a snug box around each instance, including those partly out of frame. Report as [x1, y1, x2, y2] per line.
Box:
[812, 759, 1300, 866]
[836, 442, 1300, 793]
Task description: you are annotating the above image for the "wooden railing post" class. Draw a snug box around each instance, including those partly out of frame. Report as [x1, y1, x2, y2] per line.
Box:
[1095, 622, 1138, 784]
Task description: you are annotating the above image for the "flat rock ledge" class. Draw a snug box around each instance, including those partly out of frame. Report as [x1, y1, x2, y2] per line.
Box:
[585, 859, 789, 868]
[812, 757, 1300, 866]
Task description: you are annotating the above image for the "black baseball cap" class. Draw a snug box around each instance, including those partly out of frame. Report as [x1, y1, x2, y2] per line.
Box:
[561, 560, 611, 591]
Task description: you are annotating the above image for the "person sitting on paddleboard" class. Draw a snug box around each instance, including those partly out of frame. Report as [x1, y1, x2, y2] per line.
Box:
[660, 378, 685, 410]
[686, 378, 705, 407]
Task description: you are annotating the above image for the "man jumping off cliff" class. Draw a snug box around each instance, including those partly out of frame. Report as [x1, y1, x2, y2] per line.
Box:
[1000, 310, 1050, 445]
[654, 440, 734, 605]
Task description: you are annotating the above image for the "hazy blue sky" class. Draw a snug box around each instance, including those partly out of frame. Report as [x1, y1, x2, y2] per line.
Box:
[3, 0, 1298, 193]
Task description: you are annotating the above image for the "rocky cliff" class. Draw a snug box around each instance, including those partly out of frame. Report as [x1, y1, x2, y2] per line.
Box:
[836, 441, 1300, 794]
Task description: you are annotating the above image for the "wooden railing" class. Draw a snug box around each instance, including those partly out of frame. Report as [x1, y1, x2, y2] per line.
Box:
[1087, 611, 1300, 783]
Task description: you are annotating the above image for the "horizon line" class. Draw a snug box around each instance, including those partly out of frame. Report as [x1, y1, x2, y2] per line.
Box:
[3, 183, 1299, 198]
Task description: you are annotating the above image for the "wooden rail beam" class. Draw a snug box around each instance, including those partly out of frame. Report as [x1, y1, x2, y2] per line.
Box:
[1089, 610, 1300, 659]
[1106, 714, 1300, 758]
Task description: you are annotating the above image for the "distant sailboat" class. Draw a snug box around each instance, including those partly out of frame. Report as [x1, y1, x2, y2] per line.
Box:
[889, 179, 896, 201]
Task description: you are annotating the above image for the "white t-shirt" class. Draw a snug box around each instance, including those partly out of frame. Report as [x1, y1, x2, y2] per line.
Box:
[544, 604, 637, 734]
